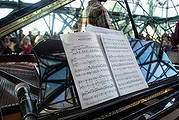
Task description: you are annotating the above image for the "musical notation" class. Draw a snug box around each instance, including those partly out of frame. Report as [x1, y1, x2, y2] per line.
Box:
[101, 33, 148, 96]
[61, 32, 119, 109]
[60, 31, 148, 109]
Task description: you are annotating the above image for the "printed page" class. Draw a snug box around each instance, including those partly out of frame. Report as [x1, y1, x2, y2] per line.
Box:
[60, 32, 118, 109]
[100, 33, 148, 96]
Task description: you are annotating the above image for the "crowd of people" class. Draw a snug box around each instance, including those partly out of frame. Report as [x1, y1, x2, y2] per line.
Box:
[0, 0, 179, 56]
[0, 29, 178, 56]
[0, 29, 60, 55]
[139, 31, 179, 53]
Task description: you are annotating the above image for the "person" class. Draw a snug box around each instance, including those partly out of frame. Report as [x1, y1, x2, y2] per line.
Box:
[52, 32, 59, 39]
[162, 31, 169, 40]
[19, 36, 33, 54]
[35, 31, 41, 38]
[145, 33, 151, 41]
[171, 21, 179, 46]
[73, 0, 114, 32]
[156, 35, 161, 43]
[173, 44, 179, 52]
[2, 37, 23, 55]
[162, 38, 172, 52]
[43, 31, 51, 39]
[27, 31, 35, 46]
[17, 29, 25, 43]
[34, 35, 44, 45]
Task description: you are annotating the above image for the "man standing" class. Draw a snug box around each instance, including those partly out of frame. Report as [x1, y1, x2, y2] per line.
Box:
[27, 31, 35, 46]
[73, 0, 114, 32]
[18, 29, 25, 43]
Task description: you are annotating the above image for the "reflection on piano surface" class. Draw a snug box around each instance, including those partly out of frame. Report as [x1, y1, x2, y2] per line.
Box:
[0, 76, 17, 107]
[0, 0, 179, 119]
[0, 55, 39, 120]
[0, 63, 39, 91]
[30, 39, 179, 120]
[0, 39, 179, 120]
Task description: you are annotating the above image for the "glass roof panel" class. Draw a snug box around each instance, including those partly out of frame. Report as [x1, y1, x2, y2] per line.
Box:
[0, 0, 179, 38]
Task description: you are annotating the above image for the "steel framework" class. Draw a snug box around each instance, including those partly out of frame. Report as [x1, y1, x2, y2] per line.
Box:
[0, 0, 179, 39]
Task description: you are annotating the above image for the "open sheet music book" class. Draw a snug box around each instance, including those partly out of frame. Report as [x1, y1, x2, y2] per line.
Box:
[60, 26, 148, 109]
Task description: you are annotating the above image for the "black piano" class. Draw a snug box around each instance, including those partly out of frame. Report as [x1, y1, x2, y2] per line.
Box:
[0, 0, 179, 120]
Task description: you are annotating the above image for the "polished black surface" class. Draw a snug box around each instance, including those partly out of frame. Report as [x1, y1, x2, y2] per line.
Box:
[129, 38, 178, 83]
[0, 39, 179, 120]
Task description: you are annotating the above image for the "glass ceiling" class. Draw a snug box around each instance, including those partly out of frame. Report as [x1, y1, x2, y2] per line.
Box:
[1, 0, 179, 18]
[0, 0, 179, 37]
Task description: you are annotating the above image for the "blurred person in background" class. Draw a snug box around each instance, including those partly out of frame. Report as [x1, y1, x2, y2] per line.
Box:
[34, 35, 44, 45]
[19, 36, 33, 54]
[73, 0, 113, 32]
[2, 37, 23, 55]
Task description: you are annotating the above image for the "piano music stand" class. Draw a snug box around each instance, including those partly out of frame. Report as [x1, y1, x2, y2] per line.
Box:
[32, 38, 179, 120]
[32, 39, 79, 113]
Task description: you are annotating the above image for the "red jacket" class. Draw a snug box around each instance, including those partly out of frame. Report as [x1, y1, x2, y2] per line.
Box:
[19, 44, 33, 54]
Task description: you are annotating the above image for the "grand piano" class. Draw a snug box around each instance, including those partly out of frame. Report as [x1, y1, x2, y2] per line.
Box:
[0, 0, 179, 120]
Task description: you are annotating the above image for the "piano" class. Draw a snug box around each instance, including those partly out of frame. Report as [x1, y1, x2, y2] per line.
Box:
[0, 55, 39, 120]
[0, 0, 179, 120]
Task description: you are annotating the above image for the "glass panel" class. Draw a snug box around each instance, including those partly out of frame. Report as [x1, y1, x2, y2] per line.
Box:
[0, 8, 13, 19]
[129, 38, 178, 83]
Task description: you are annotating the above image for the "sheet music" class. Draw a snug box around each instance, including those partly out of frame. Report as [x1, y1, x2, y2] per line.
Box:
[100, 34, 148, 95]
[60, 32, 118, 109]
[86, 25, 124, 35]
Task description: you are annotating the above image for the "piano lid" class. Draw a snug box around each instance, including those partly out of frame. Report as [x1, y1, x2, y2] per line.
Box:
[0, 0, 75, 39]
